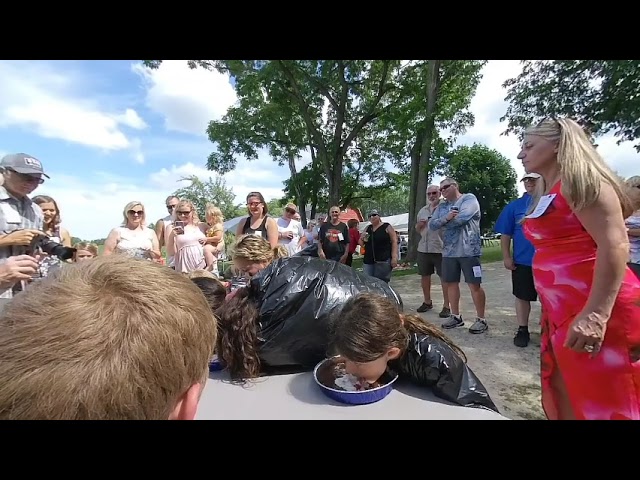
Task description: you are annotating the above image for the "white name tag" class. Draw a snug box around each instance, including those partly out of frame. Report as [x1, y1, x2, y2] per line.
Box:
[337, 233, 344, 241]
[525, 194, 556, 219]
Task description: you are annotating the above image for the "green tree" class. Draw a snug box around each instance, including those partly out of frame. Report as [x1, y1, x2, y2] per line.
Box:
[143, 60, 405, 207]
[173, 175, 242, 222]
[501, 60, 640, 150]
[374, 60, 487, 261]
[440, 144, 518, 232]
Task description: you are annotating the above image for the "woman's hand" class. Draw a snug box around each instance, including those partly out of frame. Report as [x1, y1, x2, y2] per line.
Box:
[564, 310, 609, 355]
[198, 238, 207, 245]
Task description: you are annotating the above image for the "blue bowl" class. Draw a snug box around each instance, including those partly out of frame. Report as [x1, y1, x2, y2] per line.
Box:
[209, 356, 225, 372]
[313, 357, 398, 405]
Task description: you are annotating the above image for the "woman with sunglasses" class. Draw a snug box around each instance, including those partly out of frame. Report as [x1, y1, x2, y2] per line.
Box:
[276, 203, 305, 256]
[103, 201, 161, 261]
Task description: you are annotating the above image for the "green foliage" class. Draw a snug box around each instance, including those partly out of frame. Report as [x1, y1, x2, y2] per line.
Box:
[501, 60, 640, 150]
[441, 144, 518, 232]
[173, 175, 243, 222]
[374, 60, 487, 170]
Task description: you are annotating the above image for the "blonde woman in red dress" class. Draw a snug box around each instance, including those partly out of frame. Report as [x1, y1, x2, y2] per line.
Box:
[518, 117, 640, 420]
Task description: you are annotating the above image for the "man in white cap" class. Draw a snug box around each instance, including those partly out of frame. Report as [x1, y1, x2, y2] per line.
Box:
[494, 172, 541, 347]
[0, 153, 47, 299]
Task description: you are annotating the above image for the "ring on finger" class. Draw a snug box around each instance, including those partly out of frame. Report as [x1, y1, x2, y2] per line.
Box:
[583, 344, 595, 353]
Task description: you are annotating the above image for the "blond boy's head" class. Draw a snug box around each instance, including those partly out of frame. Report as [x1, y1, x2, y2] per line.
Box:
[0, 255, 217, 420]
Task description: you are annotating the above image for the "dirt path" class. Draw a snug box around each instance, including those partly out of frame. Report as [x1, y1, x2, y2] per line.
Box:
[390, 262, 545, 420]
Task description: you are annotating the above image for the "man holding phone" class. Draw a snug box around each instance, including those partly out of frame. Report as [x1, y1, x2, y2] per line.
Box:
[416, 184, 450, 317]
[429, 177, 487, 334]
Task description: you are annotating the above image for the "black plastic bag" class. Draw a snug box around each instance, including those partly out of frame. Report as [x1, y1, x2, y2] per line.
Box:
[391, 333, 499, 412]
[248, 255, 498, 413]
[249, 256, 402, 372]
[294, 243, 319, 257]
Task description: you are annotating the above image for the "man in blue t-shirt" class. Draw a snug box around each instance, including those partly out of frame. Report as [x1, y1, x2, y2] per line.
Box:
[494, 172, 540, 347]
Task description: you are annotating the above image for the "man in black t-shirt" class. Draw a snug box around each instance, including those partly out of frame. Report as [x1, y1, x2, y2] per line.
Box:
[318, 206, 349, 263]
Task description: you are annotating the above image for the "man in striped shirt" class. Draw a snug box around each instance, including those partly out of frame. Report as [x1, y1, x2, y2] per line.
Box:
[0, 153, 47, 299]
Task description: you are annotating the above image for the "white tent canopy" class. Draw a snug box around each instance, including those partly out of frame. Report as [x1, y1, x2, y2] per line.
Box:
[223, 215, 247, 233]
[359, 213, 409, 234]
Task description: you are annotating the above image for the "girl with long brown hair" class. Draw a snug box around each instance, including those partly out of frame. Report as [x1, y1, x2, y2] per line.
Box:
[32, 195, 72, 277]
[214, 235, 495, 411]
[329, 292, 497, 411]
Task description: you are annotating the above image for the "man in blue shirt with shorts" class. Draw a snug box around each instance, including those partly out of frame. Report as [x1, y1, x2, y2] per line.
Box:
[494, 172, 540, 347]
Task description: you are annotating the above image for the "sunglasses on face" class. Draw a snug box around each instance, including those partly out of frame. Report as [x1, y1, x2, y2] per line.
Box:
[369, 214, 379, 218]
[285, 208, 297, 214]
[440, 184, 453, 192]
[128, 210, 144, 216]
[330, 211, 339, 214]
[9, 169, 44, 184]
[167, 204, 177, 210]
[248, 202, 262, 208]
[176, 210, 191, 216]
[427, 192, 439, 196]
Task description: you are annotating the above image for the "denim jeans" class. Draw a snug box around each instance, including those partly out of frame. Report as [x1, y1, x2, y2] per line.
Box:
[363, 260, 392, 283]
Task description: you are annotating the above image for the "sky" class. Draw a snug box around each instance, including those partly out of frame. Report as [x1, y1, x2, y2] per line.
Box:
[0, 60, 637, 240]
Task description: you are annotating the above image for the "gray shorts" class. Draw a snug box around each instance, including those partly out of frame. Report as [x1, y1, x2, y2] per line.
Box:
[441, 256, 482, 284]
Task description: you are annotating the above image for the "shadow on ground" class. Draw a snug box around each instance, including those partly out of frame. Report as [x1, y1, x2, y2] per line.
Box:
[391, 261, 545, 420]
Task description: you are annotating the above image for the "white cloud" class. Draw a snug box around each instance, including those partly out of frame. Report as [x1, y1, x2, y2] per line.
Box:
[0, 61, 146, 161]
[446, 60, 639, 191]
[132, 61, 238, 137]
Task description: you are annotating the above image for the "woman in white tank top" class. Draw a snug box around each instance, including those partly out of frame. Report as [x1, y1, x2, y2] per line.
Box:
[103, 201, 161, 261]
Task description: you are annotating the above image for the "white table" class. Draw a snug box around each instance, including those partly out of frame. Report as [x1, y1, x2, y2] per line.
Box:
[196, 370, 509, 420]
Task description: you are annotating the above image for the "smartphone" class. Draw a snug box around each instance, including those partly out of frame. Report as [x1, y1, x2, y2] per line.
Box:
[174, 221, 185, 234]
[450, 206, 459, 212]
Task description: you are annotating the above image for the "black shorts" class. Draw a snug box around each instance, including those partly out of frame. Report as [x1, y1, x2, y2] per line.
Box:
[512, 264, 537, 302]
[417, 252, 442, 276]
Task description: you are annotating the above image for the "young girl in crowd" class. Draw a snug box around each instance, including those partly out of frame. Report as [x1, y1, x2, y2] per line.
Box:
[329, 292, 497, 411]
[203, 205, 225, 275]
[72, 242, 98, 262]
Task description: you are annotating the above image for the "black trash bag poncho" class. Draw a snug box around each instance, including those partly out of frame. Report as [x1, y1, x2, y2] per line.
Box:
[390, 333, 499, 412]
[249, 256, 402, 370]
[248, 255, 498, 412]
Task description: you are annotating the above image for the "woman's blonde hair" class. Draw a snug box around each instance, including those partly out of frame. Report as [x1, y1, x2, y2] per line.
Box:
[524, 118, 638, 218]
[205, 204, 224, 225]
[232, 235, 288, 263]
[176, 200, 201, 224]
[121, 201, 146, 226]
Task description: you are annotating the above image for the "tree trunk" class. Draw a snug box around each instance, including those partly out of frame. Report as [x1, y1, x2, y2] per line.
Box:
[328, 153, 343, 208]
[408, 60, 442, 263]
[406, 133, 423, 263]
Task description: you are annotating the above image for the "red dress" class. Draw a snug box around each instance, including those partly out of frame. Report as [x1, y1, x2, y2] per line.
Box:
[523, 181, 640, 420]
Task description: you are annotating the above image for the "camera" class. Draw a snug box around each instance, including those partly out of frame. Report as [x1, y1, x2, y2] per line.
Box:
[29, 234, 76, 261]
